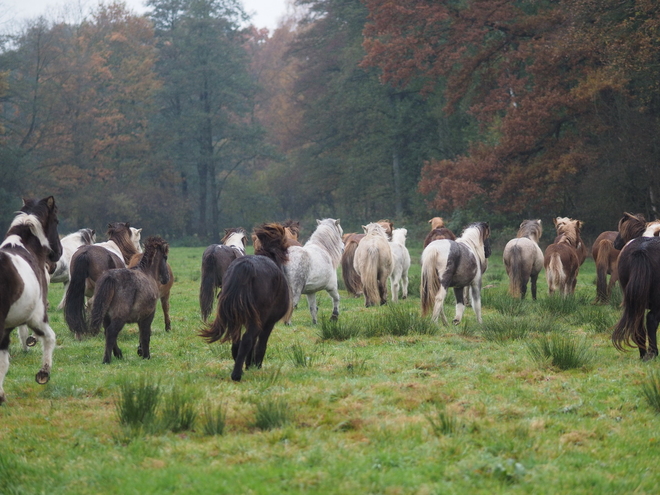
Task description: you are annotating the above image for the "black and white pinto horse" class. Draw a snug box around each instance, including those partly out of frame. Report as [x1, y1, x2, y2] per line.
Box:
[199, 228, 248, 322]
[420, 222, 491, 325]
[0, 197, 62, 403]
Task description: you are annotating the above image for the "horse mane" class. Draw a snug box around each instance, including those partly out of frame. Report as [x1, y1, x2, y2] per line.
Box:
[283, 220, 301, 239]
[363, 222, 388, 238]
[78, 228, 96, 245]
[106, 222, 139, 264]
[428, 217, 445, 230]
[307, 219, 343, 266]
[391, 228, 407, 246]
[553, 217, 582, 247]
[221, 227, 247, 247]
[376, 219, 394, 240]
[517, 219, 542, 242]
[618, 212, 647, 242]
[5, 212, 50, 248]
[254, 223, 289, 267]
[137, 236, 169, 270]
[458, 222, 491, 265]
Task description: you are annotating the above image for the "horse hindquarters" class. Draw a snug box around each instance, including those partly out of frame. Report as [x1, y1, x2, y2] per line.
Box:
[199, 247, 221, 322]
[65, 251, 92, 337]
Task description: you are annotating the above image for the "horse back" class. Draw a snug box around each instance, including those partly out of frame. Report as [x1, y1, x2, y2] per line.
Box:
[0, 250, 46, 328]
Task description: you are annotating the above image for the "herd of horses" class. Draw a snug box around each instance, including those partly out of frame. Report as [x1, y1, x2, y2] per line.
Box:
[2, 196, 660, 401]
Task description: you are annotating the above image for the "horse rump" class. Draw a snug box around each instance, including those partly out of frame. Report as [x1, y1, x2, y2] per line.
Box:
[199, 247, 224, 322]
[595, 238, 615, 303]
[341, 238, 363, 296]
[89, 274, 117, 336]
[64, 249, 93, 337]
[505, 245, 527, 299]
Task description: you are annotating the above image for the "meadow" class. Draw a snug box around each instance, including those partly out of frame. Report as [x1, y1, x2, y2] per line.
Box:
[1, 243, 659, 494]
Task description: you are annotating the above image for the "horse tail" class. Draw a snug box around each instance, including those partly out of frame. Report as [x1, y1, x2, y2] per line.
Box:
[200, 260, 258, 344]
[199, 249, 220, 322]
[420, 247, 441, 316]
[506, 245, 524, 298]
[359, 246, 381, 306]
[545, 252, 565, 295]
[595, 239, 614, 302]
[612, 249, 652, 352]
[341, 240, 362, 296]
[65, 251, 91, 337]
[89, 275, 115, 336]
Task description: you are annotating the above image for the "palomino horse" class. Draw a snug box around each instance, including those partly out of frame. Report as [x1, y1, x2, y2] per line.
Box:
[421, 222, 491, 325]
[354, 223, 393, 307]
[64, 222, 142, 338]
[503, 219, 544, 299]
[200, 223, 290, 381]
[284, 218, 344, 324]
[544, 217, 584, 296]
[89, 236, 170, 364]
[0, 197, 62, 403]
[612, 213, 660, 360]
[341, 220, 393, 298]
[592, 231, 620, 303]
[389, 228, 411, 302]
[199, 228, 248, 322]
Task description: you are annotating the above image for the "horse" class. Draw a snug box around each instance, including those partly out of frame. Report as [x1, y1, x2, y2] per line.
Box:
[389, 228, 411, 302]
[199, 228, 248, 321]
[252, 220, 301, 251]
[544, 217, 585, 297]
[50, 228, 96, 308]
[64, 222, 142, 338]
[423, 227, 457, 248]
[340, 220, 393, 298]
[0, 196, 62, 403]
[592, 231, 620, 303]
[354, 222, 393, 307]
[503, 219, 544, 299]
[428, 217, 445, 230]
[284, 218, 344, 324]
[88, 236, 170, 364]
[200, 223, 290, 382]
[420, 222, 491, 325]
[128, 250, 174, 332]
[613, 213, 660, 249]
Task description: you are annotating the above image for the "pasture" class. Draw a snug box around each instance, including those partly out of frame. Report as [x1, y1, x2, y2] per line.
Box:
[1, 244, 658, 494]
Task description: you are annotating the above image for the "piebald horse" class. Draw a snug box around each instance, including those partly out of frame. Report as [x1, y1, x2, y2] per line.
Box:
[0, 197, 62, 403]
[421, 222, 491, 325]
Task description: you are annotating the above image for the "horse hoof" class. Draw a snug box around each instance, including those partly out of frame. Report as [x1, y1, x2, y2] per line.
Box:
[330, 314, 338, 322]
[643, 353, 658, 362]
[26, 336, 37, 347]
[35, 371, 50, 385]
[137, 346, 142, 357]
[0, 394, 5, 405]
[452, 319, 461, 326]
[231, 374, 242, 382]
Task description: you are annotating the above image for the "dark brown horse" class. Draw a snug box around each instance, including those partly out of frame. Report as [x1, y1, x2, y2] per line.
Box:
[592, 231, 620, 303]
[199, 228, 248, 322]
[612, 212, 660, 360]
[89, 236, 170, 364]
[0, 197, 62, 403]
[128, 251, 174, 332]
[200, 223, 290, 382]
[423, 227, 457, 248]
[64, 222, 141, 337]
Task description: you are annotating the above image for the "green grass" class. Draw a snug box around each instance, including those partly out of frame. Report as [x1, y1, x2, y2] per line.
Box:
[1, 245, 657, 494]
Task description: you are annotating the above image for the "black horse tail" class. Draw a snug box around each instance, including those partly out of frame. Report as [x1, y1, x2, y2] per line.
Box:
[200, 259, 259, 344]
[595, 239, 614, 303]
[65, 251, 91, 337]
[612, 249, 652, 351]
[199, 248, 221, 322]
[341, 240, 362, 296]
[89, 275, 116, 336]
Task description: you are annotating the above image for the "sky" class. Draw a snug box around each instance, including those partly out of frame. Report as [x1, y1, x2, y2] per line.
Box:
[7, 0, 289, 31]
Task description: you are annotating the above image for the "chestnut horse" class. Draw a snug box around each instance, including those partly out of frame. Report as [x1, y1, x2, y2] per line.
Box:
[544, 217, 584, 296]
[592, 231, 620, 303]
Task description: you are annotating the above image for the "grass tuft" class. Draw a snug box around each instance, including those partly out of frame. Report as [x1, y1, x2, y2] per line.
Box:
[641, 370, 660, 414]
[426, 407, 459, 436]
[201, 402, 226, 436]
[252, 397, 290, 430]
[115, 378, 161, 430]
[160, 388, 198, 432]
[526, 333, 594, 370]
[287, 341, 316, 367]
[318, 316, 361, 341]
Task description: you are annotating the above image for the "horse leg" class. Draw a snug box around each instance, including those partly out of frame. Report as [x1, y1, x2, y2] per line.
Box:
[0, 329, 10, 404]
[161, 295, 171, 332]
[28, 321, 56, 385]
[285, 289, 302, 325]
[431, 285, 449, 325]
[401, 272, 409, 299]
[378, 275, 388, 305]
[57, 281, 69, 310]
[232, 329, 256, 382]
[18, 325, 30, 351]
[644, 311, 659, 361]
[470, 283, 483, 324]
[103, 319, 125, 364]
[231, 341, 239, 360]
[530, 273, 539, 300]
[328, 287, 340, 321]
[253, 322, 276, 369]
[453, 287, 466, 325]
[307, 293, 319, 325]
[390, 276, 399, 303]
[137, 312, 155, 360]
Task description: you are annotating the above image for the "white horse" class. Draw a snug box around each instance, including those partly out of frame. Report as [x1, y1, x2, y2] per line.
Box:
[354, 222, 393, 307]
[284, 218, 343, 324]
[503, 219, 544, 299]
[0, 197, 63, 403]
[421, 222, 491, 325]
[49, 228, 97, 309]
[389, 228, 411, 302]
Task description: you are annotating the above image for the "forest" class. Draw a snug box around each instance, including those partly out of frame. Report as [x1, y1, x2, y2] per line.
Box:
[1, 0, 659, 243]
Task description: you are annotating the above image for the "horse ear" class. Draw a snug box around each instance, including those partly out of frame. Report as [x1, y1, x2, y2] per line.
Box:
[126, 222, 130, 229]
[316, 219, 321, 225]
[335, 219, 340, 226]
[362, 225, 368, 233]
[137, 228, 142, 234]
[553, 217, 559, 227]
[45, 196, 56, 210]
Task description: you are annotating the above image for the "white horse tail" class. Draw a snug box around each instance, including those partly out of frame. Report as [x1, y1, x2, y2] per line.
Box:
[546, 252, 565, 295]
[420, 247, 442, 316]
[359, 247, 381, 307]
[89, 275, 116, 336]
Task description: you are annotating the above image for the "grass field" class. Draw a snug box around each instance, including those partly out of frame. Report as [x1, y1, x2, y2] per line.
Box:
[1, 244, 658, 494]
